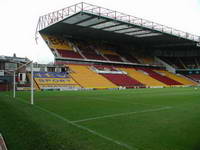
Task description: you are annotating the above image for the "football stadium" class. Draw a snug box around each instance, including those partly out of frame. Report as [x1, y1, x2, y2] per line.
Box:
[1, 2, 200, 150]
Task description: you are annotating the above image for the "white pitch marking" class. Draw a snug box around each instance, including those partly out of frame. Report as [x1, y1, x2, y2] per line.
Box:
[10, 96, 136, 150]
[33, 105, 135, 150]
[72, 106, 173, 123]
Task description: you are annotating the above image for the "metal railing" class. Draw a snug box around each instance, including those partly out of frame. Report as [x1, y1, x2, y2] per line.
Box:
[35, 2, 200, 42]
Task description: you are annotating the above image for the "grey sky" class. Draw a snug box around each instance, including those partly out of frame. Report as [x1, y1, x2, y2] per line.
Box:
[0, 0, 199, 63]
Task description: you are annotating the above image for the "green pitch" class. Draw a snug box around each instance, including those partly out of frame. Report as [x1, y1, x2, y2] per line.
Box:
[1, 87, 200, 150]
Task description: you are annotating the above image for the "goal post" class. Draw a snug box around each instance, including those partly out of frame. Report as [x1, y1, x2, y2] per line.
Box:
[31, 62, 34, 105]
[12, 61, 34, 105]
[13, 71, 16, 98]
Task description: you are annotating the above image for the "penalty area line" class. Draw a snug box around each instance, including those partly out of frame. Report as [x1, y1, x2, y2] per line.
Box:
[11, 96, 136, 150]
[33, 104, 136, 150]
[72, 106, 173, 123]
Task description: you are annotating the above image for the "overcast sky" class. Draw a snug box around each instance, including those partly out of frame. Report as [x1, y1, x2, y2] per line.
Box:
[0, 0, 199, 63]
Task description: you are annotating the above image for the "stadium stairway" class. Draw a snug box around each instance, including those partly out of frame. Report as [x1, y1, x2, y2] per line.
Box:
[68, 64, 118, 89]
[157, 70, 198, 86]
[119, 67, 167, 87]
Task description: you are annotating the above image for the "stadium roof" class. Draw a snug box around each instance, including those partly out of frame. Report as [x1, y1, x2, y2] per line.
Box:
[36, 2, 200, 47]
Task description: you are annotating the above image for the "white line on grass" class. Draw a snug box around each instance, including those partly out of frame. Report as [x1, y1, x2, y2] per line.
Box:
[72, 106, 173, 123]
[33, 105, 135, 150]
[6, 95, 136, 150]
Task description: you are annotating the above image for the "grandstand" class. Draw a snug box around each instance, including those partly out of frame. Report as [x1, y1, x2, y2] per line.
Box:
[33, 2, 200, 90]
[2, 2, 200, 150]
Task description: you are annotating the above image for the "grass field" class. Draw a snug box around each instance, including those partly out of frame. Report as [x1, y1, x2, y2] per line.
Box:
[1, 87, 200, 150]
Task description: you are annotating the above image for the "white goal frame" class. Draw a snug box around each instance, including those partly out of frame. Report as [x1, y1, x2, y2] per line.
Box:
[12, 61, 34, 105]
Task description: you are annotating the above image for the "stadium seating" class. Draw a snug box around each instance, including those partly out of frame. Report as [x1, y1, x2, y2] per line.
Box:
[76, 41, 106, 60]
[139, 68, 182, 86]
[31, 66, 197, 90]
[104, 54, 123, 62]
[122, 54, 140, 63]
[57, 49, 83, 59]
[68, 64, 118, 89]
[100, 49, 118, 55]
[100, 49, 123, 62]
[42, 34, 73, 50]
[139, 57, 155, 64]
[156, 70, 197, 86]
[119, 67, 167, 87]
[159, 57, 185, 69]
[32, 72, 80, 90]
[40, 35, 199, 89]
[82, 51, 106, 60]
[41, 34, 86, 60]
[187, 74, 200, 81]
[160, 56, 199, 69]
[179, 57, 198, 69]
[34, 78, 79, 88]
[67, 64, 193, 88]
[101, 73, 144, 88]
